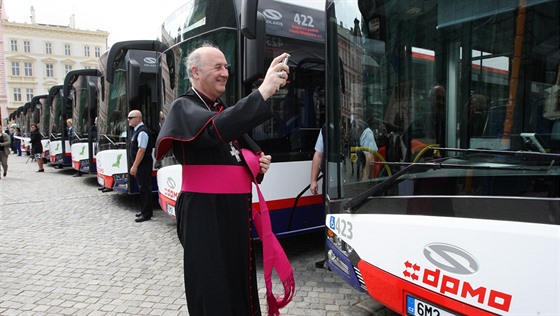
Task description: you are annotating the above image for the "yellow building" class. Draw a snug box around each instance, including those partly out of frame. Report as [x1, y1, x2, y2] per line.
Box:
[1, 4, 108, 127]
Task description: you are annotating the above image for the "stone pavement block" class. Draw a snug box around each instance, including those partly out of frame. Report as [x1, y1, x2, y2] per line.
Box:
[1, 155, 385, 315]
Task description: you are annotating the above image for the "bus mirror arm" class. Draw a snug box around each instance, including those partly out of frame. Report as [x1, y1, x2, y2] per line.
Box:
[101, 134, 117, 147]
[287, 173, 324, 231]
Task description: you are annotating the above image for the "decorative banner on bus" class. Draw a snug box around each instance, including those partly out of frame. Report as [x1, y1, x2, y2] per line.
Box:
[259, 1, 325, 43]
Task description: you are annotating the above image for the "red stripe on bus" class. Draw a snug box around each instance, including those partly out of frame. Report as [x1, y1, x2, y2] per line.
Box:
[255, 194, 323, 211]
[357, 260, 497, 316]
[158, 193, 323, 213]
[411, 51, 435, 61]
[472, 63, 509, 75]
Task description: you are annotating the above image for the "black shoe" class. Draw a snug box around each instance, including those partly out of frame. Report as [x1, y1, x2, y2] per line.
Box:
[3, 171, 6, 177]
[72, 173, 82, 177]
[37, 169, 45, 172]
[315, 259, 326, 269]
[135, 213, 142, 217]
[135, 215, 151, 222]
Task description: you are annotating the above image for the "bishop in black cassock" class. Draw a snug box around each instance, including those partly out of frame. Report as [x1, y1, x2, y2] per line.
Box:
[156, 46, 292, 316]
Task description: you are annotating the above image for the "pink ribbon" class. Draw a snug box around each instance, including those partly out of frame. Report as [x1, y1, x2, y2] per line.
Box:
[241, 149, 295, 316]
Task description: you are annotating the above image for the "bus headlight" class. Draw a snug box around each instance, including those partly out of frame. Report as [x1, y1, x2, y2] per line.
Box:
[327, 228, 352, 257]
[333, 235, 343, 249]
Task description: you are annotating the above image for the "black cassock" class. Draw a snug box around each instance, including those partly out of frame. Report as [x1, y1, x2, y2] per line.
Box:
[156, 88, 272, 316]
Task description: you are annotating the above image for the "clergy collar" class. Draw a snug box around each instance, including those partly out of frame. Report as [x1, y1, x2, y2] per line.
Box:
[189, 88, 224, 110]
[191, 88, 218, 104]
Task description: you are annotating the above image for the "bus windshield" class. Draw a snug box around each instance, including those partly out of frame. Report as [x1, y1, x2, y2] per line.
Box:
[325, 0, 560, 198]
[48, 86, 64, 138]
[71, 76, 98, 140]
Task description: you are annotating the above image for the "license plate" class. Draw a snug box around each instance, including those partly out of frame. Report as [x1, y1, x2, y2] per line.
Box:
[166, 204, 175, 217]
[406, 295, 457, 316]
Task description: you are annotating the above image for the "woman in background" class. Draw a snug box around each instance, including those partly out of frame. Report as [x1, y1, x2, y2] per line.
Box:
[29, 124, 44, 172]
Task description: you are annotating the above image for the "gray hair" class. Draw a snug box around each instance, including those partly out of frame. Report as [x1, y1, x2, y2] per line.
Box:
[185, 42, 219, 82]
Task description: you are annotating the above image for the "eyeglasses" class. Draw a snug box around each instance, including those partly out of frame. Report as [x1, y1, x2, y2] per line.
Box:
[127, 116, 137, 120]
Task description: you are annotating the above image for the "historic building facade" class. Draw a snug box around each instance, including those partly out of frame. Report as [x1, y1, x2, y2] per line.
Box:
[0, 4, 108, 127]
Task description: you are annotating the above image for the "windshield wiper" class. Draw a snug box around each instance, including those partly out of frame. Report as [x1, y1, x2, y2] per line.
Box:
[343, 163, 439, 213]
[435, 147, 560, 162]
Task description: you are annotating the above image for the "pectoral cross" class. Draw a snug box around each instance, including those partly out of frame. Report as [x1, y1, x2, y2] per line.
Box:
[229, 142, 241, 162]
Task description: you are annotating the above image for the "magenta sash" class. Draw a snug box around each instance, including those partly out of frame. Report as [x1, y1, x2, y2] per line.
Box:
[181, 165, 251, 193]
[180, 151, 295, 315]
[241, 149, 295, 316]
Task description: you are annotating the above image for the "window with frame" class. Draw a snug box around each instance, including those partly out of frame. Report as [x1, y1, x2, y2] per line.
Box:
[26, 89, 34, 102]
[84, 46, 90, 57]
[95, 47, 101, 58]
[13, 88, 22, 102]
[46, 64, 54, 77]
[11, 62, 20, 76]
[45, 42, 52, 54]
[64, 44, 71, 56]
[24, 41, 31, 52]
[11, 39, 18, 51]
[65, 65, 73, 74]
[24, 62, 33, 76]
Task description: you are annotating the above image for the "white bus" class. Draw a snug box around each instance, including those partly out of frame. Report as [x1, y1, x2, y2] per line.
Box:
[324, 0, 560, 315]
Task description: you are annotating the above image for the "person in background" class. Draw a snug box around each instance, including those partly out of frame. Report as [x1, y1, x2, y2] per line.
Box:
[90, 117, 98, 141]
[310, 124, 328, 269]
[310, 125, 326, 196]
[9, 127, 16, 154]
[66, 119, 74, 141]
[0, 128, 11, 178]
[429, 85, 446, 145]
[29, 123, 44, 172]
[359, 117, 378, 181]
[127, 110, 153, 223]
[13, 127, 22, 156]
[155, 43, 293, 315]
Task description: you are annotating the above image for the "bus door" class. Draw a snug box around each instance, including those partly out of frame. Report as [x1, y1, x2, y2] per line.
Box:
[245, 1, 326, 235]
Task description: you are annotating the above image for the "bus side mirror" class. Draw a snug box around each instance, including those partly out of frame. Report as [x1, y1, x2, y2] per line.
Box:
[241, 0, 258, 39]
[127, 59, 141, 107]
[243, 12, 265, 83]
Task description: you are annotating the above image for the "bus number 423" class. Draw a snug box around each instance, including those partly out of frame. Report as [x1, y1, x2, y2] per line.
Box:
[330, 216, 353, 240]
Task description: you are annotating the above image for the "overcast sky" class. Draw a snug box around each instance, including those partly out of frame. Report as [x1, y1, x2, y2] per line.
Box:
[2, 0, 186, 46]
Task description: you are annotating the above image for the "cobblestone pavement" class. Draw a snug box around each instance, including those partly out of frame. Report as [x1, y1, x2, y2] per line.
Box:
[1, 155, 392, 316]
